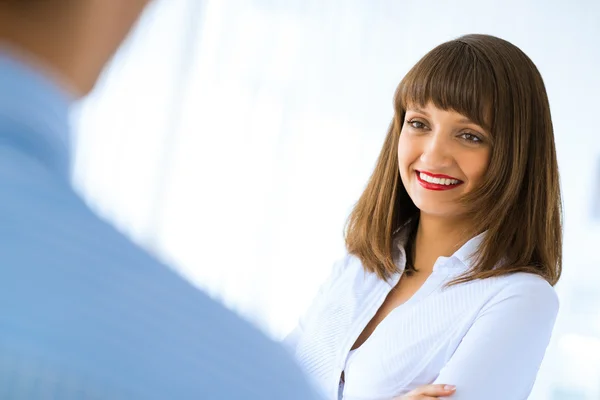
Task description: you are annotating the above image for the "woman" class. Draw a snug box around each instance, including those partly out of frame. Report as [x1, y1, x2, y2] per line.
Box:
[285, 34, 562, 400]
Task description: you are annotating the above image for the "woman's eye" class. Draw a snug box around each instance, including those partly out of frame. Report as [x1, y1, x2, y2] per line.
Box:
[460, 132, 483, 143]
[407, 120, 426, 129]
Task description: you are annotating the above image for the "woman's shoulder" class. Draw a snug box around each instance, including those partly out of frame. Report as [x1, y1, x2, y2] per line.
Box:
[481, 272, 559, 315]
[491, 271, 556, 293]
[323, 253, 387, 294]
[328, 253, 371, 279]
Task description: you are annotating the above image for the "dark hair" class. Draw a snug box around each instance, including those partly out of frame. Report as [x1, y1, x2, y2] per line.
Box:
[0, 0, 76, 14]
[345, 34, 562, 286]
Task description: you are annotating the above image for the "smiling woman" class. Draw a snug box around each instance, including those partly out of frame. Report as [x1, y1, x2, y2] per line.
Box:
[284, 34, 562, 400]
[347, 33, 561, 284]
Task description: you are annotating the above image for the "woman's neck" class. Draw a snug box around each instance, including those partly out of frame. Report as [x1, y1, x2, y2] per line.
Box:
[411, 213, 473, 273]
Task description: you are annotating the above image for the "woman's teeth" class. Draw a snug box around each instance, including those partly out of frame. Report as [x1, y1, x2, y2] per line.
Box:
[419, 172, 460, 185]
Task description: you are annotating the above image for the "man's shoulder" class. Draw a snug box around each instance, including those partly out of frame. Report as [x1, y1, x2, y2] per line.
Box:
[0, 145, 243, 335]
[0, 150, 319, 399]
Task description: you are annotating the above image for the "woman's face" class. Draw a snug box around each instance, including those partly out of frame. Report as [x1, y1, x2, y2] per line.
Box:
[398, 102, 492, 220]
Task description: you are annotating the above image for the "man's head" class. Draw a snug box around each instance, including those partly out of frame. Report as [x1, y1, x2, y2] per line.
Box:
[0, 0, 152, 97]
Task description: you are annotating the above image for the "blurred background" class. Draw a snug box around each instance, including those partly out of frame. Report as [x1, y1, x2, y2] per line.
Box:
[71, 0, 600, 398]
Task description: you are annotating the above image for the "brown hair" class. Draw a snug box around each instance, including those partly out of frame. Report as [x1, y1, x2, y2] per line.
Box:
[344, 34, 562, 286]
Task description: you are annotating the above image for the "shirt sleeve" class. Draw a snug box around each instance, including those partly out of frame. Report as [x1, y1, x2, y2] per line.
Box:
[283, 256, 350, 354]
[433, 276, 559, 400]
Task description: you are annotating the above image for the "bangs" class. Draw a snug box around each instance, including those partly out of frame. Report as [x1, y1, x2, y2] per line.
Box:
[396, 40, 496, 134]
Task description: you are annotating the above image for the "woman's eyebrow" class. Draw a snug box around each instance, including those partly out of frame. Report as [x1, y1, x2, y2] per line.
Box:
[457, 117, 487, 129]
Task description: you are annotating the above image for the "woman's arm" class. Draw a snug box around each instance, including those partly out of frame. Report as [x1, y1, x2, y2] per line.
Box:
[433, 276, 559, 399]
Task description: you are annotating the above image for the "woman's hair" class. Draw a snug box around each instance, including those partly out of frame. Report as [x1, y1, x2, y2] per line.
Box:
[344, 34, 562, 286]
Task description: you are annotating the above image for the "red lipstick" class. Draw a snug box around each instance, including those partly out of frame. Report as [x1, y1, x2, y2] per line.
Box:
[415, 170, 463, 191]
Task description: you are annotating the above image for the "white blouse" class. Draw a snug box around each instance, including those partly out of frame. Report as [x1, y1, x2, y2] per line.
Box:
[284, 233, 559, 400]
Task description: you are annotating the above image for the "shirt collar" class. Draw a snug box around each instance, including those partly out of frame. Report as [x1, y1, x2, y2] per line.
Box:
[393, 223, 487, 272]
[452, 231, 486, 268]
[0, 46, 74, 180]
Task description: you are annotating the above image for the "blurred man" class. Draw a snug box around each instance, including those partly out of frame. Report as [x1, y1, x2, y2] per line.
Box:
[0, 1, 318, 399]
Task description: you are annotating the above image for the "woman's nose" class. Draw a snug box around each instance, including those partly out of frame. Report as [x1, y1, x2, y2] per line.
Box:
[419, 132, 453, 168]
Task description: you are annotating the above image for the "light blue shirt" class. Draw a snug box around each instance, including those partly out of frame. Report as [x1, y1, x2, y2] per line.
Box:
[0, 50, 319, 400]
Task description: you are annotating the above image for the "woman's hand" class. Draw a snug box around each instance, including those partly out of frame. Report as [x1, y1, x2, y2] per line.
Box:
[393, 384, 456, 399]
